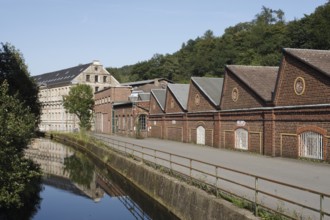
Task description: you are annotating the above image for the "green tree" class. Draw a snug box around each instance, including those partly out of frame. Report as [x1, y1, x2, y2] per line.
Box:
[63, 84, 94, 131]
[0, 43, 40, 123]
[0, 81, 42, 213]
[0, 43, 42, 218]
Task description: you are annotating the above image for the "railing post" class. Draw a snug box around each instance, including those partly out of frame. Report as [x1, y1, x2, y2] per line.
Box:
[320, 194, 324, 220]
[154, 149, 157, 164]
[170, 154, 172, 171]
[189, 159, 192, 179]
[215, 166, 219, 197]
[255, 177, 258, 217]
[142, 147, 144, 164]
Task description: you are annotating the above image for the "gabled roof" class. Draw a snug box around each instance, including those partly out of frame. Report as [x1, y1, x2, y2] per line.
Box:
[191, 77, 223, 107]
[138, 93, 151, 101]
[167, 84, 190, 111]
[284, 48, 330, 77]
[151, 89, 166, 111]
[121, 78, 172, 86]
[226, 65, 279, 102]
[33, 63, 91, 87]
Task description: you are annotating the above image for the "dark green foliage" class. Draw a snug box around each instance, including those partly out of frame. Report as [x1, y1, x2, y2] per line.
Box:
[0, 81, 42, 217]
[109, 2, 330, 83]
[0, 44, 42, 218]
[0, 43, 41, 123]
[63, 84, 94, 131]
[0, 81, 36, 152]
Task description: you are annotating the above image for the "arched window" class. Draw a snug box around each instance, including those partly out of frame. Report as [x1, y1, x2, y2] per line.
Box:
[139, 115, 147, 130]
[299, 131, 323, 160]
[235, 128, 248, 150]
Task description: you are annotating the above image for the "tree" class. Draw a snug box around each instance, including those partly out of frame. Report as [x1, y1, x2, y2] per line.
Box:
[0, 43, 40, 123]
[0, 81, 42, 213]
[63, 84, 94, 131]
[0, 44, 42, 217]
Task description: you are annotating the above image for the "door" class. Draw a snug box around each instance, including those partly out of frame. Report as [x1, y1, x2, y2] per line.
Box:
[196, 126, 205, 145]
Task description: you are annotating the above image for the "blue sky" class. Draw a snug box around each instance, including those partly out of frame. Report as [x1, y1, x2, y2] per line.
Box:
[1, 0, 328, 76]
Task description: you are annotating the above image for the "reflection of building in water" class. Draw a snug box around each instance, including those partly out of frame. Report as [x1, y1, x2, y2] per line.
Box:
[25, 138, 104, 201]
[26, 139, 152, 220]
[26, 138, 73, 178]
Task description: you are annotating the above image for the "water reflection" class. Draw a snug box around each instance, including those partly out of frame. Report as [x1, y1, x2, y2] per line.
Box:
[25, 138, 178, 220]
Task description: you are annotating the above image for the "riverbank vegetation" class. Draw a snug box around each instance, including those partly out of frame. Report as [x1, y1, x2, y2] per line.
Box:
[0, 43, 42, 219]
[108, 2, 330, 83]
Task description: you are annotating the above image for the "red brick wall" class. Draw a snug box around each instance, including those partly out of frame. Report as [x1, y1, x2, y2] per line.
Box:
[220, 110, 264, 153]
[220, 71, 264, 110]
[165, 89, 185, 113]
[274, 55, 330, 106]
[164, 116, 185, 142]
[187, 82, 216, 112]
[187, 113, 215, 147]
[149, 94, 164, 114]
[273, 107, 330, 160]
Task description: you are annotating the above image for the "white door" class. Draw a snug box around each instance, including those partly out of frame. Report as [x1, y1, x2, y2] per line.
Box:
[196, 126, 205, 145]
[235, 128, 248, 150]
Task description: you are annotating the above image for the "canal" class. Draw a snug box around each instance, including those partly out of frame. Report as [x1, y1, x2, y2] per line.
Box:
[24, 138, 179, 220]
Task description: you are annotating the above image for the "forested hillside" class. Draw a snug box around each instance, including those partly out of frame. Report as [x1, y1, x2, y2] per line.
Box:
[108, 2, 330, 83]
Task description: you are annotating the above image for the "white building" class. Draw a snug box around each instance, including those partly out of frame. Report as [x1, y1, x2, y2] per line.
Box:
[33, 61, 120, 132]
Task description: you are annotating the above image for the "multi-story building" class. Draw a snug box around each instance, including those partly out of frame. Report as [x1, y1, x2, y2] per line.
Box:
[34, 60, 120, 132]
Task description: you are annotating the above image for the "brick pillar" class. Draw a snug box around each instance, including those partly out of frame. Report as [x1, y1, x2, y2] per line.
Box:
[182, 113, 188, 143]
[263, 110, 276, 156]
[161, 115, 166, 139]
[213, 112, 221, 148]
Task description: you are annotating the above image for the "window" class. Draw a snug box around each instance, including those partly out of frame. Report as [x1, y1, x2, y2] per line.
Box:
[138, 115, 146, 130]
[235, 128, 248, 150]
[103, 76, 107, 83]
[95, 66, 98, 71]
[95, 75, 98, 82]
[95, 87, 99, 92]
[299, 131, 323, 160]
[86, 75, 90, 82]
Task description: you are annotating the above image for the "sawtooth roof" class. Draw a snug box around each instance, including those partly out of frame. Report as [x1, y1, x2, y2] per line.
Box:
[226, 65, 279, 102]
[151, 89, 166, 111]
[284, 48, 330, 77]
[33, 63, 91, 87]
[167, 84, 190, 110]
[191, 77, 224, 107]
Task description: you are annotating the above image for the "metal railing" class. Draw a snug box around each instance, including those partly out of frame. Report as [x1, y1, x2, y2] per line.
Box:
[91, 133, 330, 220]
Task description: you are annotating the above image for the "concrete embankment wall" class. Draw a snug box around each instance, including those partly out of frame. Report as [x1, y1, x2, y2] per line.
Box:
[52, 134, 258, 220]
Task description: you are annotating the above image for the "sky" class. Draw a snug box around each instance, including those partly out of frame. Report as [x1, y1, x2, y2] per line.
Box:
[1, 0, 328, 76]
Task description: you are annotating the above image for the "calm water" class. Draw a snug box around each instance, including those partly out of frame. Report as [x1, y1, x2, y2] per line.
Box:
[25, 138, 178, 220]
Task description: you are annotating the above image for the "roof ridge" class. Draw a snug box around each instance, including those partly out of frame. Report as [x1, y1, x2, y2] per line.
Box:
[37, 63, 91, 76]
[284, 48, 330, 53]
[227, 65, 278, 68]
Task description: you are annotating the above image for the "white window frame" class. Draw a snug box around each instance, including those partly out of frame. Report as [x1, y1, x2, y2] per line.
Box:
[235, 128, 248, 150]
[299, 131, 323, 160]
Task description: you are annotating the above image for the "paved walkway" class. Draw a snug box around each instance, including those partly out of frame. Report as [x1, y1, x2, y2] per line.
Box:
[91, 133, 330, 218]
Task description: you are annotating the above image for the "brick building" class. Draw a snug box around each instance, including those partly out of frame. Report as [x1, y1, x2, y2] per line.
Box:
[148, 48, 330, 162]
[94, 78, 171, 138]
[94, 86, 131, 133]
